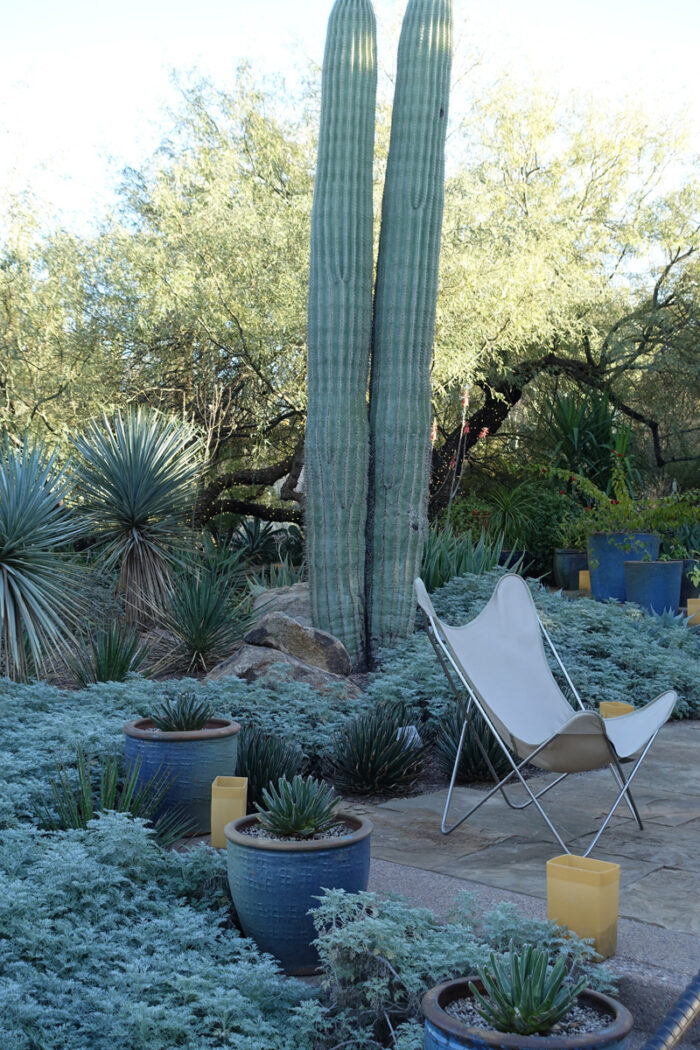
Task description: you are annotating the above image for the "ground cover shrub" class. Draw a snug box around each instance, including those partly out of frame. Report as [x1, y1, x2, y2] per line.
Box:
[0, 815, 310, 1050]
[367, 570, 699, 724]
[304, 889, 615, 1050]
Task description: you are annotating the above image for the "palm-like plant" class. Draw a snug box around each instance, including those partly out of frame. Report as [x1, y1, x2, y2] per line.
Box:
[0, 436, 84, 680]
[73, 409, 202, 623]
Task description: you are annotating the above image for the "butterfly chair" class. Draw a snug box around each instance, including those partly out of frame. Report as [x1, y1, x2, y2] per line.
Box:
[415, 574, 677, 856]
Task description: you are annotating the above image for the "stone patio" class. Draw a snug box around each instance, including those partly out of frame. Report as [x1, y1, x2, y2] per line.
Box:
[348, 721, 700, 936]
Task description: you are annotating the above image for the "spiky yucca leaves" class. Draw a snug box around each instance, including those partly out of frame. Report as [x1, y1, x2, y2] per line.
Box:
[421, 524, 504, 593]
[434, 703, 512, 783]
[235, 726, 305, 813]
[470, 941, 586, 1036]
[0, 436, 85, 681]
[148, 690, 215, 732]
[73, 408, 201, 624]
[330, 702, 423, 795]
[257, 774, 343, 839]
[367, 0, 453, 651]
[231, 517, 284, 566]
[41, 749, 194, 847]
[306, 0, 377, 664]
[69, 621, 147, 687]
[157, 538, 254, 672]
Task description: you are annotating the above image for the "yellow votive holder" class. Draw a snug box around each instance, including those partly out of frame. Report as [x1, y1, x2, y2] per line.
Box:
[547, 853, 620, 959]
[599, 701, 635, 718]
[211, 776, 248, 849]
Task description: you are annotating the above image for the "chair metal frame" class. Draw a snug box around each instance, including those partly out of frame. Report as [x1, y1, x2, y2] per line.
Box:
[420, 600, 660, 857]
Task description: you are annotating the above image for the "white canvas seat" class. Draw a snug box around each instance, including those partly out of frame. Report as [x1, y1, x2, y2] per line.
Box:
[415, 573, 677, 856]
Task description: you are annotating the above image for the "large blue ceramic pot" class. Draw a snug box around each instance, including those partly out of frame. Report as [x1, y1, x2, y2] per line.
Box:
[624, 560, 683, 615]
[422, 978, 632, 1050]
[587, 532, 659, 602]
[123, 717, 240, 834]
[225, 813, 372, 975]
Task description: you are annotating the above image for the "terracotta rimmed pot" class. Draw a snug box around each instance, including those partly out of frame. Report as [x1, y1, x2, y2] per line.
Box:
[224, 813, 372, 975]
[123, 717, 240, 834]
[422, 977, 633, 1050]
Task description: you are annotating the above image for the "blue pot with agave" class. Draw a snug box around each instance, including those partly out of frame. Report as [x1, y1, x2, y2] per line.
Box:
[422, 944, 632, 1049]
[124, 690, 240, 834]
[587, 532, 659, 602]
[224, 776, 372, 974]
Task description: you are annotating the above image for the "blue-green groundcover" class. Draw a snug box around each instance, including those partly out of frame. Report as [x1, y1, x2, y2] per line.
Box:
[3, 569, 694, 1049]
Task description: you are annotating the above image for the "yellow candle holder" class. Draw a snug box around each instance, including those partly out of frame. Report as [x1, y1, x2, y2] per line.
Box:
[547, 854, 620, 959]
[211, 776, 248, 849]
[687, 599, 700, 627]
[578, 570, 591, 593]
[599, 701, 635, 719]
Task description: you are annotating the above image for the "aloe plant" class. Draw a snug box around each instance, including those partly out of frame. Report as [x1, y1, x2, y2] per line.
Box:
[306, 0, 377, 663]
[256, 775, 343, 838]
[73, 408, 202, 624]
[0, 436, 84, 680]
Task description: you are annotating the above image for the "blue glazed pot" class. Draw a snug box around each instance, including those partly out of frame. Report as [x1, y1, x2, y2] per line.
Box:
[123, 717, 240, 834]
[225, 813, 372, 974]
[587, 532, 659, 602]
[624, 560, 683, 615]
[552, 549, 588, 591]
[422, 978, 632, 1049]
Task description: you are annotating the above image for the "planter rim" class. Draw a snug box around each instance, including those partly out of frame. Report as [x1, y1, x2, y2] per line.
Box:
[588, 530, 659, 538]
[623, 559, 683, 565]
[422, 977, 633, 1048]
[224, 812, 373, 852]
[123, 716, 241, 743]
[554, 547, 587, 554]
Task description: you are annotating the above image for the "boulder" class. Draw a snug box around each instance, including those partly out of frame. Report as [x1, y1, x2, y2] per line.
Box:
[206, 644, 362, 698]
[252, 583, 312, 627]
[243, 611, 351, 676]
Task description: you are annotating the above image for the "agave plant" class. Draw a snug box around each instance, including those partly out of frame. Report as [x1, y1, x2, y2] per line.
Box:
[235, 725, 305, 813]
[330, 702, 423, 796]
[256, 775, 343, 838]
[73, 408, 202, 624]
[0, 436, 85, 680]
[69, 621, 147, 687]
[231, 517, 284, 566]
[470, 941, 586, 1036]
[434, 703, 511, 783]
[148, 690, 216, 731]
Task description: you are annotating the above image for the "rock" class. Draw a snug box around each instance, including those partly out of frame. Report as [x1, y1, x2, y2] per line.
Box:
[243, 611, 351, 676]
[206, 644, 362, 698]
[252, 583, 312, 627]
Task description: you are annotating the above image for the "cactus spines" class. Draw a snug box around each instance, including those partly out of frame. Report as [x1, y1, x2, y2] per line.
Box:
[305, 0, 377, 663]
[366, 0, 452, 651]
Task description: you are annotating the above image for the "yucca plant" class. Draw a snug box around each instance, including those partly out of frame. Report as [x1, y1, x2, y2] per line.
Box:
[470, 941, 587, 1036]
[156, 539, 255, 672]
[0, 436, 85, 681]
[148, 690, 215, 732]
[434, 703, 511, 782]
[330, 702, 423, 796]
[248, 556, 306, 595]
[73, 408, 202, 624]
[235, 725, 305, 813]
[256, 774, 343, 838]
[41, 748, 194, 847]
[421, 523, 504, 593]
[69, 621, 147, 687]
[484, 482, 538, 550]
[231, 517, 283, 566]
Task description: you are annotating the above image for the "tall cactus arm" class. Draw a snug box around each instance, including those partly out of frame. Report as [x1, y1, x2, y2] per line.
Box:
[367, 0, 453, 649]
[306, 0, 377, 664]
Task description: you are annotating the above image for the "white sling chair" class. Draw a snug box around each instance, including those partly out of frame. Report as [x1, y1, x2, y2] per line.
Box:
[415, 574, 677, 857]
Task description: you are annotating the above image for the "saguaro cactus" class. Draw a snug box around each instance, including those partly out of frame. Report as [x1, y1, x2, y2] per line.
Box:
[305, 0, 377, 663]
[367, 0, 453, 648]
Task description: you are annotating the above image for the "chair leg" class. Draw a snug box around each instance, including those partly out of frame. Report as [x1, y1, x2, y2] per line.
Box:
[609, 761, 643, 829]
[579, 737, 657, 857]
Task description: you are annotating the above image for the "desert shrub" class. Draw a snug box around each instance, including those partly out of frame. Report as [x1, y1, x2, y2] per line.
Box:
[329, 703, 423, 796]
[434, 703, 512, 782]
[524, 487, 575, 578]
[421, 523, 504, 592]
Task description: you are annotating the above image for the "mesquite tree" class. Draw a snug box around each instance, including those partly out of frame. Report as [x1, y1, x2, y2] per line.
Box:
[306, 0, 453, 665]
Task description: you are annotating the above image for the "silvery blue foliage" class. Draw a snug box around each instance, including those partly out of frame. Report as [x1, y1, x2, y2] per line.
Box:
[367, 570, 698, 723]
[0, 815, 311, 1049]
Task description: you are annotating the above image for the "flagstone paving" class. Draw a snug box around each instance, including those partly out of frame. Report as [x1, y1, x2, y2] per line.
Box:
[347, 721, 700, 935]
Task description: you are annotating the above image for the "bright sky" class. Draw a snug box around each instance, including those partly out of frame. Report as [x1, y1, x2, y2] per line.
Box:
[1, 0, 699, 231]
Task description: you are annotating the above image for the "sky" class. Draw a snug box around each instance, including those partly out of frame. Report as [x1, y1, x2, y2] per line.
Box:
[1, 0, 699, 231]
